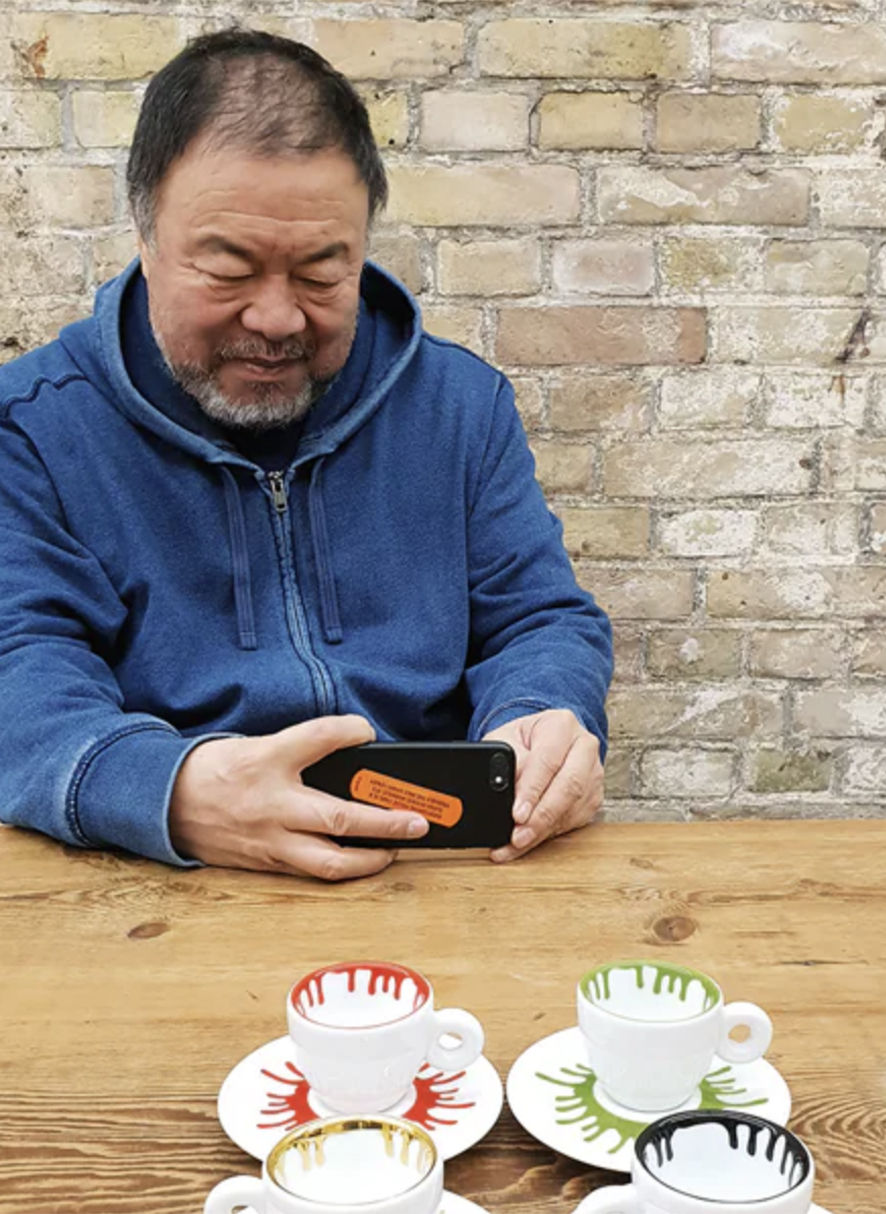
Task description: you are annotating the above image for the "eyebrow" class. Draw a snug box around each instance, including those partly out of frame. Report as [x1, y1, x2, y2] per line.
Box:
[195, 236, 349, 265]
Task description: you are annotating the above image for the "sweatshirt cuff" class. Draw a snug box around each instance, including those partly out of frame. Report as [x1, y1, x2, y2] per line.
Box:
[68, 724, 232, 867]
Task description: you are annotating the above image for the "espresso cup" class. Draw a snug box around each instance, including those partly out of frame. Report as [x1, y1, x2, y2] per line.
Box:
[577, 960, 772, 1112]
[287, 960, 484, 1112]
[574, 1110, 815, 1214]
[204, 1115, 443, 1214]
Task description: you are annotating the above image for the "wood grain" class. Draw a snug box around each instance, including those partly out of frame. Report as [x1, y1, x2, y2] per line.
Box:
[1, 820, 884, 1214]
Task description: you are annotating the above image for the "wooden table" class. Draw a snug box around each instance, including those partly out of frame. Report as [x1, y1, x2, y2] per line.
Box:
[1, 820, 884, 1214]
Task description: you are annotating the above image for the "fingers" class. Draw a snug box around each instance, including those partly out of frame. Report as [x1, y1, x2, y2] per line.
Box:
[286, 785, 429, 843]
[268, 714, 377, 770]
[268, 832, 398, 882]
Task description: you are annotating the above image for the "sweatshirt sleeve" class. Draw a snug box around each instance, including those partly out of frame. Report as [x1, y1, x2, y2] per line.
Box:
[0, 416, 210, 865]
[463, 375, 613, 755]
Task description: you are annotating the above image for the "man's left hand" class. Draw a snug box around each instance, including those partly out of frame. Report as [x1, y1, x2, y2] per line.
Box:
[483, 709, 603, 863]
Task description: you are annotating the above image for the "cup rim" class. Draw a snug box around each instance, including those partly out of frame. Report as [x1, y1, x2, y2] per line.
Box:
[289, 961, 431, 1029]
[267, 1114, 439, 1204]
[635, 1110, 813, 1204]
[578, 960, 722, 1023]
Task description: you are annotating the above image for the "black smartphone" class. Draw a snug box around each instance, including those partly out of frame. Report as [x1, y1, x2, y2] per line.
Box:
[301, 740, 516, 849]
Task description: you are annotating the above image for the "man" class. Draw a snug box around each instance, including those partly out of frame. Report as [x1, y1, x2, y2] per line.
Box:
[0, 29, 613, 880]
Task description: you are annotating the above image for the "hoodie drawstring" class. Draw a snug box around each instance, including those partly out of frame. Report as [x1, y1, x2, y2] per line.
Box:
[308, 457, 343, 644]
[220, 467, 258, 651]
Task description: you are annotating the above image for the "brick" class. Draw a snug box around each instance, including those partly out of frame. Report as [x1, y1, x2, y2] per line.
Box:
[598, 167, 809, 226]
[420, 90, 529, 151]
[362, 90, 409, 149]
[869, 502, 886, 555]
[511, 377, 545, 429]
[751, 749, 832, 794]
[72, 89, 140, 148]
[0, 164, 115, 228]
[496, 306, 705, 366]
[853, 439, 886, 490]
[577, 568, 694, 619]
[552, 239, 654, 296]
[640, 748, 734, 798]
[773, 94, 871, 153]
[420, 305, 482, 352]
[764, 240, 868, 296]
[0, 232, 85, 296]
[0, 89, 61, 147]
[659, 370, 759, 428]
[658, 509, 756, 556]
[368, 233, 423, 296]
[795, 688, 886, 736]
[817, 170, 886, 228]
[559, 506, 649, 558]
[833, 566, 886, 616]
[314, 20, 463, 80]
[656, 92, 760, 153]
[477, 20, 692, 80]
[603, 438, 813, 498]
[612, 627, 645, 685]
[92, 230, 137, 284]
[608, 686, 782, 739]
[550, 373, 651, 431]
[386, 164, 579, 227]
[647, 629, 742, 679]
[532, 442, 594, 494]
[851, 633, 886, 676]
[843, 745, 886, 794]
[749, 628, 843, 679]
[762, 371, 867, 429]
[11, 14, 181, 80]
[601, 745, 633, 798]
[660, 236, 761, 293]
[0, 298, 87, 364]
[437, 238, 540, 297]
[604, 801, 687, 825]
[712, 21, 886, 85]
[711, 306, 862, 364]
[537, 91, 644, 150]
[708, 569, 834, 619]
[759, 503, 858, 556]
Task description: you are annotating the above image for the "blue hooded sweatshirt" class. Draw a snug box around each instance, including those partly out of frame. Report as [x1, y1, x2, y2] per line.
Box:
[0, 259, 613, 865]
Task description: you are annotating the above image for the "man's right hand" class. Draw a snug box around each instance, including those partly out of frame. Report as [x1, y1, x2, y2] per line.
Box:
[168, 715, 429, 881]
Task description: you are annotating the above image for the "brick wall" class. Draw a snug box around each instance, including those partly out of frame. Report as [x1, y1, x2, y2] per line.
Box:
[2, 4, 885, 822]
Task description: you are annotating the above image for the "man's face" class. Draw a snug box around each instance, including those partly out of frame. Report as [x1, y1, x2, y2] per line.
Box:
[138, 140, 369, 428]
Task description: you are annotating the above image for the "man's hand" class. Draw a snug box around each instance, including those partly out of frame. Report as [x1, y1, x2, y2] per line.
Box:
[483, 709, 603, 863]
[168, 715, 429, 881]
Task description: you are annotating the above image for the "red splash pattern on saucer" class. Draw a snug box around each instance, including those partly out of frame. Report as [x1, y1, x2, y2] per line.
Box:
[258, 1062, 476, 1134]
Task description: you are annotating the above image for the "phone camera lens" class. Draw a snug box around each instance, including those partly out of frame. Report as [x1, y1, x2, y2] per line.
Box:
[489, 752, 510, 791]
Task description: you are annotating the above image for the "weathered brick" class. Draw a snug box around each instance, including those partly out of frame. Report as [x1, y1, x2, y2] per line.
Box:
[362, 90, 410, 149]
[751, 749, 832, 794]
[658, 509, 756, 556]
[92, 229, 137, 284]
[437, 238, 540, 297]
[659, 370, 759, 428]
[0, 232, 85, 297]
[843, 745, 886, 794]
[817, 170, 886, 228]
[640, 748, 735, 798]
[612, 627, 645, 685]
[762, 371, 866, 429]
[550, 373, 651, 431]
[0, 164, 115, 228]
[713, 21, 886, 85]
[852, 439, 886, 490]
[598, 167, 809, 226]
[660, 236, 761, 293]
[833, 566, 886, 616]
[764, 240, 868, 296]
[477, 20, 692, 80]
[532, 442, 594, 494]
[711, 306, 862, 364]
[552, 239, 655, 296]
[851, 633, 886, 676]
[386, 164, 580, 227]
[647, 629, 742, 679]
[11, 14, 181, 80]
[795, 688, 886, 736]
[368, 233, 423, 296]
[869, 502, 886, 555]
[773, 94, 871, 153]
[420, 304, 482, 352]
[314, 21, 464, 80]
[0, 298, 87, 364]
[759, 503, 857, 557]
[559, 505, 649, 558]
[72, 89, 140, 148]
[708, 569, 834, 619]
[608, 686, 782, 739]
[511, 376, 545, 429]
[603, 438, 813, 498]
[601, 745, 633, 798]
[0, 89, 61, 147]
[496, 306, 705, 366]
[748, 628, 844, 679]
[537, 91, 644, 150]
[421, 90, 529, 151]
[576, 567, 694, 619]
[656, 92, 760, 153]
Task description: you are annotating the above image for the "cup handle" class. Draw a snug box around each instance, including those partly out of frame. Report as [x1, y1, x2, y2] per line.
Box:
[425, 1007, 485, 1070]
[203, 1176, 264, 1214]
[718, 1001, 773, 1064]
[572, 1184, 643, 1213]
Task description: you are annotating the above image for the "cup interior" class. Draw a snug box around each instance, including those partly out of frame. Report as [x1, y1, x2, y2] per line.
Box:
[579, 960, 720, 1022]
[269, 1116, 437, 1204]
[637, 1112, 812, 1202]
[290, 962, 430, 1028]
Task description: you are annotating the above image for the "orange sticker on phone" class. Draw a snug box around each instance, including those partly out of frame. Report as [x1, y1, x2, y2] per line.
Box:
[350, 769, 463, 828]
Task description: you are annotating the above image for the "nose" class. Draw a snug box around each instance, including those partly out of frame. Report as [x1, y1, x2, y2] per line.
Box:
[239, 275, 307, 342]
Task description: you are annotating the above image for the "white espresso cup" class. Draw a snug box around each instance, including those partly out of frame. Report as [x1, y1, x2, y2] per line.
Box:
[204, 1115, 444, 1214]
[287, 960, 484, 1113]
[577, 959, 773, 1112]
[574, 1110, 815, 1214]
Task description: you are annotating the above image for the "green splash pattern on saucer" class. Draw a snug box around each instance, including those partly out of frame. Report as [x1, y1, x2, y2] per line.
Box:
[535, 1062, 768, 1154]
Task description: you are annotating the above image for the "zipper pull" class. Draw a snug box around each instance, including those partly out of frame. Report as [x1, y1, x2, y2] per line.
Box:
[268, 471, 288, 513]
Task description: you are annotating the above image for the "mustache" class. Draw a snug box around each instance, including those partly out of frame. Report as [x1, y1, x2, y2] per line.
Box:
[211, 338, 316, 366]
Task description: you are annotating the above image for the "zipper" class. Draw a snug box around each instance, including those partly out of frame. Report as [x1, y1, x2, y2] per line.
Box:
[268, 470, 288, 513]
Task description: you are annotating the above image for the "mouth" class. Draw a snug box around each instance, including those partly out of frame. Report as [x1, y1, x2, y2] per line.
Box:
[232, 357, 302, 379]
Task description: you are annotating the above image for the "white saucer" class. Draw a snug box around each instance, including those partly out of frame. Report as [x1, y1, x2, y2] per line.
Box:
[218, 1035, 503, 1161]
[507, 1027, 791, 1173]
[442, 1195, 487, 1214]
